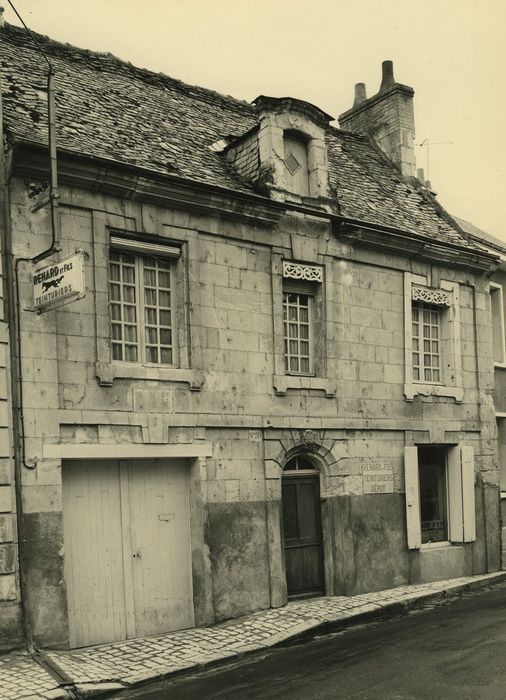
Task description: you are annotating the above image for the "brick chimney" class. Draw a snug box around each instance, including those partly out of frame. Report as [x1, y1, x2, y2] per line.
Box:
[338, 60, 416, 178]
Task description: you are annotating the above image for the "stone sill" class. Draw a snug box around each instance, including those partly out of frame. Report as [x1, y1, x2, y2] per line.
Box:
[404, 382, 463, 403]
[273, 375, 336, 398]
[96, 362, 205, 390]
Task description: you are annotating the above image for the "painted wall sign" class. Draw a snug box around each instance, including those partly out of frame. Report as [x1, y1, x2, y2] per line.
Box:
[33, 252, 85, 312]
[362, 460, 394, 494]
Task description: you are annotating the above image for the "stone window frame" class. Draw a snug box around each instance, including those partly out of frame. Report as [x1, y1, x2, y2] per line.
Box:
[257, 113, 329, 202]
[404, 273, 463, 402]
[272, 256, 336, 398]
[94, 220, 204, 390]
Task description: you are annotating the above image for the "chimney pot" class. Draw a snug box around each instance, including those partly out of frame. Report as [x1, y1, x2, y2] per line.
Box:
[353, 83, 367, 107]
[380, 60, 395, 92]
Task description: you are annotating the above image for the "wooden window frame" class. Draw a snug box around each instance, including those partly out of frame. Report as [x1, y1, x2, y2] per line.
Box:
[283, 289, 314, 376]
[490, 282, 506, 367]
[412, 301, 443, 384]
[109, 247, 178, 368]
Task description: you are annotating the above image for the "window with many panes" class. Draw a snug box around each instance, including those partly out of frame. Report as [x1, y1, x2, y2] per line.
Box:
[110, 250, 175, 365]
[412, 301, 441, 383]
[283, 290, 313, 374]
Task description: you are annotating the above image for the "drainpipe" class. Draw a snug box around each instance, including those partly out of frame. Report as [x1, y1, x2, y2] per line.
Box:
[0, 8, 33, 648]
[2, 3, 62, 647]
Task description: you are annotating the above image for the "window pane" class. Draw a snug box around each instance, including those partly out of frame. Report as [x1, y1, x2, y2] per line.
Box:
[124, 305, 136, 323]
[146, 346, 159, 363]
[125, 325, 137, 342]
[160, 329, 172, 346]
[160, 348, 173, 364]
[123, 267, 135, 284]
[159, 310, 171, 326]
[110, 284, 121, 302]
[147, 327, 158, 344]
[144, 288, 157, 306]
[159, 290, 171, 308]
[145, 307, 157, 326]
[144, 268, 157, 287]
[125, 345, 138, 362]
[158, 270, 170, 288]
[123, 286, 136, 304]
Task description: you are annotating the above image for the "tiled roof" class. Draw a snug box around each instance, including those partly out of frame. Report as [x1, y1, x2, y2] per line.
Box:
[0, 23, 479, 251]
[453, 216, 506, 254]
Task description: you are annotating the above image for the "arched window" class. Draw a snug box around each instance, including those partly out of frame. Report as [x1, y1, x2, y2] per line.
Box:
[283, 455, 319, 472]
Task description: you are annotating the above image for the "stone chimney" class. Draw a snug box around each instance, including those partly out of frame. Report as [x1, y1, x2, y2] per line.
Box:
[338, 60, 416, 178]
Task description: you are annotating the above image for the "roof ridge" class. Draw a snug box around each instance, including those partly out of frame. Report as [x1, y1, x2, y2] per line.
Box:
[1, 22, 255, 116]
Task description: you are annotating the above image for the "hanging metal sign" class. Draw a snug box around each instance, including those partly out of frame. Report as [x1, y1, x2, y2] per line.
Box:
[33, 252, 85, 312]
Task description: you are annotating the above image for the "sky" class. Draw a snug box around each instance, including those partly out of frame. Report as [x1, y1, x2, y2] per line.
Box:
[5, 0, 506, 242]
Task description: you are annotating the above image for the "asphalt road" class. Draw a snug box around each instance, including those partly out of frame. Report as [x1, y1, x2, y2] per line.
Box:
[111, 582, 506, 699]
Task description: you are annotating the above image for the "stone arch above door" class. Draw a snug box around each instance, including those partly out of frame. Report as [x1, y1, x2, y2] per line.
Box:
[264, 429, 341, 498]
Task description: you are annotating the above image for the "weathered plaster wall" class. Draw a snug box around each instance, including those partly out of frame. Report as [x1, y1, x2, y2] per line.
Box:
[6, 175, 501, 648]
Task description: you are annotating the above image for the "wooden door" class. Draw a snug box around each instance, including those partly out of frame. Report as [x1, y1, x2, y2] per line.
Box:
[282, 475, 324, 597]
[62, 459, 193, 647]
[63, 460, 127, 647]
[127, 459, 194, 637]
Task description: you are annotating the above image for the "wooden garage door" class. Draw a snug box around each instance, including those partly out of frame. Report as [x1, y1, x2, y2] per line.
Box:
[62, 459, 194, 648]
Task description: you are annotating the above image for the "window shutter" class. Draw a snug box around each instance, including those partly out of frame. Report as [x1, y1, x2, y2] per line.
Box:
[497, 418, 506, 489]
[448, 445, 476, 543]
[461, 445, 476, 542]
[447, 445, 464, 542]
[490, 287, 505, 363]
[404, 447, 421, 549]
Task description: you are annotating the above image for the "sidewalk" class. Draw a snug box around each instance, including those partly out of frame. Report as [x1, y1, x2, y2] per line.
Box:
[2, 571, 506, 700]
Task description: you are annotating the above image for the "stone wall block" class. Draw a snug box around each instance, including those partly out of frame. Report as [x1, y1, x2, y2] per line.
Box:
[0, 574, 16, 601]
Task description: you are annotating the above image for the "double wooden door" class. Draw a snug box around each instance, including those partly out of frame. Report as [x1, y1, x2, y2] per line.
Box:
[62, 458, 194, 647]
[282, 475, 324, 597]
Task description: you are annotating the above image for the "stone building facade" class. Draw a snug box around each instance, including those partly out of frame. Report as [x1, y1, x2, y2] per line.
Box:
[0, 23, 501, 650]
[455, 216, 506, 564]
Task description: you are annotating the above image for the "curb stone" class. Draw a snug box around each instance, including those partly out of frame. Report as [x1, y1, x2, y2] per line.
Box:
[4, 571, 506, 699]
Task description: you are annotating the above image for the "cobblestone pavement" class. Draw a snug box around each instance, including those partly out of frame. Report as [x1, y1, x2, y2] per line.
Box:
[2, 571, 505, 699]
[0, 651, 68, 700]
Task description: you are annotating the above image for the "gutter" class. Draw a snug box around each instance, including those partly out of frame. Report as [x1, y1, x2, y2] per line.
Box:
[8, 138, 499, 275]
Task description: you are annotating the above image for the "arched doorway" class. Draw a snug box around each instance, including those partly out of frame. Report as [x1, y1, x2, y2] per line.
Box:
[282, 455, 324, 598]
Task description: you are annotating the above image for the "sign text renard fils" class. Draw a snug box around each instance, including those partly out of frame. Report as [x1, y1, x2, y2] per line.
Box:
[33, 252, 86, 312]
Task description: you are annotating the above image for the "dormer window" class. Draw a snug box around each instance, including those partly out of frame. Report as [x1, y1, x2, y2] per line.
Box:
[283, 133, 309, 197]
[249, 95, 336, 211]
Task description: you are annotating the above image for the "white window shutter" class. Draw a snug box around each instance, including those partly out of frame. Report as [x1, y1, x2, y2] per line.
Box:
[404, 447, 421, 549]
[490, 287, 505, 363]
[461, 445, 476, 542]
[447, 445, 464, 542]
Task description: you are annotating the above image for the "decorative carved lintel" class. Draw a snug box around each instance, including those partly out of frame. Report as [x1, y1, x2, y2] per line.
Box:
[282, 261, 323, 282]
[412, 286, 451, 306]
